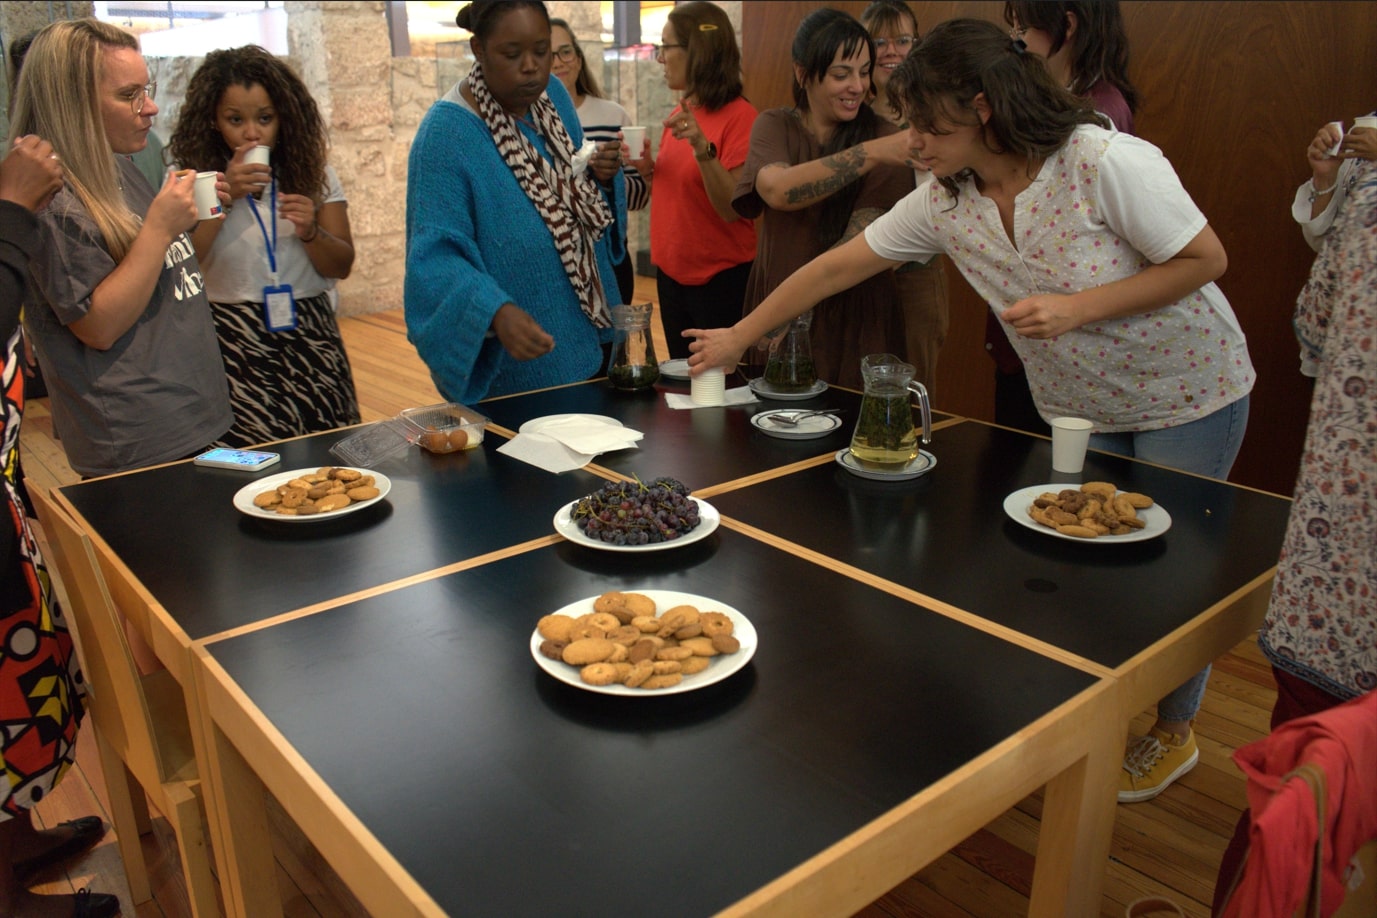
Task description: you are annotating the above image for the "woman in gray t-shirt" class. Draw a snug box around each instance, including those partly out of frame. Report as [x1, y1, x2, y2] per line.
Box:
[9, 18, 231, 478]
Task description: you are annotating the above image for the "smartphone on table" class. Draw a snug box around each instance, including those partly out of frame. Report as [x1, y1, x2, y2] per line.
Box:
[192, 448, 281, 471]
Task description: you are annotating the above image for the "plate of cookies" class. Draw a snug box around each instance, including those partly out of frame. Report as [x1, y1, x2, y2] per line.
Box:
[1003, 481, 1171, 543]
[531, 589, 757, 696]
[233, 466, 391, 521]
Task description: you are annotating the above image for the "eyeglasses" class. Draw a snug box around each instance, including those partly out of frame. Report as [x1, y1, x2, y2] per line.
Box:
[1008, 26, 1028, 40]
[653, 43, 685, 59]
[873, 35, 915, 52]
[128, 81, 156, 115]
[553, 44, 577, 63]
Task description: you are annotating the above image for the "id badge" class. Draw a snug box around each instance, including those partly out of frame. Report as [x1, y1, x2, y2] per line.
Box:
[263, 284, 297, 332]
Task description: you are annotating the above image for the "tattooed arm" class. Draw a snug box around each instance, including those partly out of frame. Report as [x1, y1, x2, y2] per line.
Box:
[754, 131, 914, 212]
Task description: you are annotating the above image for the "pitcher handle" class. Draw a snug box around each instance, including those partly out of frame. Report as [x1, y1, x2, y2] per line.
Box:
[908, 381, 932, 446]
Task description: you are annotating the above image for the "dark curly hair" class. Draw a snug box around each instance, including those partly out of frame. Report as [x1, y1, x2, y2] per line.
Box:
[168, 45, 329, 199]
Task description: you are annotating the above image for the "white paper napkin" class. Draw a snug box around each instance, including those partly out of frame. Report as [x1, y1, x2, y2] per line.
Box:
[665, 387, 760, 410]
[497, 417, 643, 473]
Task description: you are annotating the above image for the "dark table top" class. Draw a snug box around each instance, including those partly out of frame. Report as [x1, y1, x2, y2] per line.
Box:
[479, 378, 953, 491]
[708, 421, 1293, 669]
[203, 529, 1097, 918]
[59, 429, 606, 640]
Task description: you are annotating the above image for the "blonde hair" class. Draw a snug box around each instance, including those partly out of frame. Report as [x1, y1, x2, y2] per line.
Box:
[7, 19, 143, 260]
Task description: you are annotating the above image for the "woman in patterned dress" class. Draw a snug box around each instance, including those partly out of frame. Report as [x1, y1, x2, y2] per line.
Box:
[0, 136, 114, 917]
[169, 45, 360, 448]
[1211, 111, 1377, 916]
[685, 19, 1256, 803]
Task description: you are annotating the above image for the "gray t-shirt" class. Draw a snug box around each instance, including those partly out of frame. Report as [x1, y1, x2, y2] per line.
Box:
[25, 158, 232, 476]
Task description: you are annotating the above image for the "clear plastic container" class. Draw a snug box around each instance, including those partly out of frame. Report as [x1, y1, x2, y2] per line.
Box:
[398, 402, 487, 453]
[329, 402, 488, 466]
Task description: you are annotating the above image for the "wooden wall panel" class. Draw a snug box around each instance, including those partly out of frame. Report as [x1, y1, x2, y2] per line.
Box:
[740, 1, 1377, 496]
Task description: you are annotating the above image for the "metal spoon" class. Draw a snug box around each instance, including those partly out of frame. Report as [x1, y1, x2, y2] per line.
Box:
[764, 409, 843, 427]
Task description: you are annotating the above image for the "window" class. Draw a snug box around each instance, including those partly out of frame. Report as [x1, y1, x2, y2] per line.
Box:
[95, 1, 288, 55]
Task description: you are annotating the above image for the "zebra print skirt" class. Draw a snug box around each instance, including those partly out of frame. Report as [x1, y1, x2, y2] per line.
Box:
[210, 291, 361, 449]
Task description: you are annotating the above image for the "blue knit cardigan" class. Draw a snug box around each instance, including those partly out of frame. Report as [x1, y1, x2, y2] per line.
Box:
[405, 76, 625, 404]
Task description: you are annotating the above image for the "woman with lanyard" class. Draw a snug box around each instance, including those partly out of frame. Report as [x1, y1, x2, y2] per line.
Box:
[170, 44, 360, 448]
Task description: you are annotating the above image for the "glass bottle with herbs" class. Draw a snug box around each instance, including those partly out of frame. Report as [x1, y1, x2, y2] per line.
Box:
[762, 310, 816, 392]
[606, 303, 660, 391]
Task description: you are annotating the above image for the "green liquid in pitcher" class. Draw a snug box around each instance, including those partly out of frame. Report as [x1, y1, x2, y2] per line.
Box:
[850, 393, 919, 466]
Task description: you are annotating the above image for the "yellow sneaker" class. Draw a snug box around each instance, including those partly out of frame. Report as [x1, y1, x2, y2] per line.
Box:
[1118, 726, 1199, 803]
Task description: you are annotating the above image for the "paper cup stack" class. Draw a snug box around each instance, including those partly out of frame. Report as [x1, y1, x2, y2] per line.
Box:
[690, 367, 726, 406]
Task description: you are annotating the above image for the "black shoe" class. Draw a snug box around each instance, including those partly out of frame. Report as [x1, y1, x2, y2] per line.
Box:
[14, 816, 107, 882]
[72, 888, 120, 918]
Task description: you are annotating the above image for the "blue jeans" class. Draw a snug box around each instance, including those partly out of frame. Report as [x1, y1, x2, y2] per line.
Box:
[1090, 395, 1251, 724]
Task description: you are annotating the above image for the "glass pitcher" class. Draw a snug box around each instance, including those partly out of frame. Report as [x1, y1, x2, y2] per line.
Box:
[606, 303, 660, 391]
[762, 309, 816, 392]
[850, 353, 932, 468]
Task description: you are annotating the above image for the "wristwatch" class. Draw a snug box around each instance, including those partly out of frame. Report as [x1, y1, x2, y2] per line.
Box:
[695, 142, 718, 162]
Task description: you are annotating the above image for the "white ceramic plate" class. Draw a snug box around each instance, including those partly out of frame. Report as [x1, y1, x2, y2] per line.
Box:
[232, 468, 391, 522]
[1002, 484, 1172, 543]
[834, 449, 936, 481]
[751, 409, 843, 440]
[530, 590, 757, 696]
[554, 497, 720, 552]
[519, 414, 624, 434]
[747, 378, 829, 401]
[659, 358, 691, 380]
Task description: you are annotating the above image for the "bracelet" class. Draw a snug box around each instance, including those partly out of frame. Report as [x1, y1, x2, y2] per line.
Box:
[1307, 177, 1338, 202]
[300, 222, 319, 243]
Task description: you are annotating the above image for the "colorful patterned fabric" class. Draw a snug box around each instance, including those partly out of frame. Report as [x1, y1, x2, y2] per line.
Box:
[0, 326, 86, 820]
[1261, 158, 1377, 699]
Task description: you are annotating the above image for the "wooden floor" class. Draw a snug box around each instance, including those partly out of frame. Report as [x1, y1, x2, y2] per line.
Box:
[17, 276, 1274, 917]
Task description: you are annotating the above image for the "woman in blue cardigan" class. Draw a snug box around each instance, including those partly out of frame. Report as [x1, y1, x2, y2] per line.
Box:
[406, 0, 625, 403]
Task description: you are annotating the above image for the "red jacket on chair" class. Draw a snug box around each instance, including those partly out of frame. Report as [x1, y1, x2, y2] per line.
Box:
[1221, 690, 1377, 918]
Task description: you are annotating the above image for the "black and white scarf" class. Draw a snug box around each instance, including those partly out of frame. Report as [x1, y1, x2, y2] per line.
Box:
[468, 61, 614, 328]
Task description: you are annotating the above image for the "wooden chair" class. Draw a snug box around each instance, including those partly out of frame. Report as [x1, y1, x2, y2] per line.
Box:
[31, 487, 221, 917]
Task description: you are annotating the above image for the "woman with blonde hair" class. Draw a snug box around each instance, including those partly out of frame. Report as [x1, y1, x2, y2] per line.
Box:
[10, 18, 232, 478]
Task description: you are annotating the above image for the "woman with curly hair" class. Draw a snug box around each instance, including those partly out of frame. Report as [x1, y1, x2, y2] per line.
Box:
[169, 44, 359, 447]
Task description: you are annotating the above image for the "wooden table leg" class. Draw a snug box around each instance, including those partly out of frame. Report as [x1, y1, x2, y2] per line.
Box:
[1029, 681, 1122, 917]
[191, 651, 284, 918]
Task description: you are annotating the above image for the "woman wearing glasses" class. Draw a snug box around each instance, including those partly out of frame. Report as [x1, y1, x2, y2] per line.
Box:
[9, 18, 233, 478]
[169, 45, 361, 448]
[648, 0, 757, 359]
[407, 1, 625, 403]
[861, 0, 949, 395]
[550, 18, 646, 306]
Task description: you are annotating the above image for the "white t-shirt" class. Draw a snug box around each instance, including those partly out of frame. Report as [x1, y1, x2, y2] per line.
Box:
[865, 125, 1255, 432]
[200, 164, 346, 302]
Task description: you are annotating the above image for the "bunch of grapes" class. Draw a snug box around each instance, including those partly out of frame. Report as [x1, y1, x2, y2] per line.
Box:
[569, 477, 700, 546]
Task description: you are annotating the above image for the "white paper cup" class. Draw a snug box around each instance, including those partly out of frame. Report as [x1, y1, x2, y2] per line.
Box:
[244, 145, 271, 166]
[193, 171, 222, 220]
[1050, 416, 1094, 474]
[690, 367, 726, 406]
[621, 126, 646, 156]
[1326, 121, 1344, 157]
[1354, 116, 1377, 130]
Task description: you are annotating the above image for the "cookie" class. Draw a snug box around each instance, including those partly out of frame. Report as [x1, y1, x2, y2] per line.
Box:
[562, 638, 615, 665]
[679, 656, 711, 675]
[699, 611, 734, 637]
[537, 613, 575, 643]
[641, 673, 682, 690]
[580, 662, 619, 686]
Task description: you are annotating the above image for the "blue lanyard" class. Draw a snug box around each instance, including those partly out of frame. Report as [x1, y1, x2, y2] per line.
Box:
[246, 179, 278, 279]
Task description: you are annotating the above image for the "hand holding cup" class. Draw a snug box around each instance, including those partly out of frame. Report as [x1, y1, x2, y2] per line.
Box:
[225, 141, 272, 199]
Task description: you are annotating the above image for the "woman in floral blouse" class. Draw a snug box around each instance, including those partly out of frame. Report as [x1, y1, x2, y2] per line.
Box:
[684, 19, 1256, 803]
